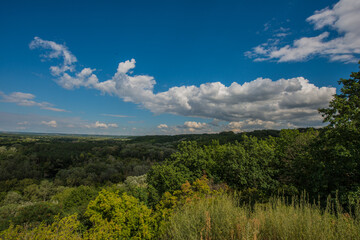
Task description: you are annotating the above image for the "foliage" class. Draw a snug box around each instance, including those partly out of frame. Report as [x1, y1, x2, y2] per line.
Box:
[84, 189, 156, 239]
[147, 162, 191, 196]
[0, 201, 61, 231]
[52, 185, 98, 215]
[316, 63, 360, 203]
[0, 135, 175, 186]
[0, 214, 82, 240]
[118, 175, 149, 205]
[274, 129, 320, 196]
[319, 62, 360, 129]
[23, 180, 59, 202]
[2, 191, 23, 205]
[13, 202, 61, 227]
[148, 138, 278, 197]
[155, 176, 223, 213]
[212, 136, 277, 192]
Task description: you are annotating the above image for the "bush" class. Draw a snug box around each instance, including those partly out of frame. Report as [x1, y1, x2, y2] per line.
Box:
[84, 189, 157, 239]
[0, 214, 82, 240]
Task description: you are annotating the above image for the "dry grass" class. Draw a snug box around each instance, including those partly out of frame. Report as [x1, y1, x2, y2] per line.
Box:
[163, 195, 360, 240]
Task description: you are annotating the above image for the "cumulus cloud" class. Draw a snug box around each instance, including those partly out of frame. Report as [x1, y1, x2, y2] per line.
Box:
[157, 124, 168, 129]
[85, 121, 118, 129]
[31, 37, 336, 129]
[227, 119, 281, 133]
[184, 121, 207, 129]
[246, 0, 360, 63]
[181, 121, 208, 132]
[0, 91, 67, 112]
[41, 120, 57, 128]
[227, 121, 244, 133]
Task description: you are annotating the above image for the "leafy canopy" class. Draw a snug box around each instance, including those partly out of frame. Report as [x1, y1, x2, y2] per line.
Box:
[319, 62, 360, 130]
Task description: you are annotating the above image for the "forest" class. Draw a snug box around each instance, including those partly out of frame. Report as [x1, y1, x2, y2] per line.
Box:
[0, 66, 359, 239]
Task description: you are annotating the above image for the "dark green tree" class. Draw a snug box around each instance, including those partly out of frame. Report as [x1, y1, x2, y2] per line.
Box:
[319, 62, 360, 129]
[317, 62, 360, 202]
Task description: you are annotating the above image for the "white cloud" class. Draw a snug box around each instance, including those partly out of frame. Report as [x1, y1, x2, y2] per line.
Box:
[307, 7, 337, 30]
[0, 91, 67, 112]
[227, 121, 243, 133]
[184, 121, 207, 129]
[182, 121, 208, 132]
[223, 119, 284, 133]
[41, 120, 57, 128]
[157, 124, 168, 129]
[226, 120, 280, 133]
[30, 37, 77, 73]
[85, 121, 118, 129]
[1, 112, 127, 134]
[246, 0, 360, 63]
[31, 38, 336, 129]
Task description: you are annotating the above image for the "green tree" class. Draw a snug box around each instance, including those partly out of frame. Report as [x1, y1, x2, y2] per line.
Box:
[52, 186, 98, 215]
[147, 163, 191, 195]
[317, 62, 360, 202]
[319, 62, 360, 129]
[274, 129, 321, 197]
[214, 136, 277, 191]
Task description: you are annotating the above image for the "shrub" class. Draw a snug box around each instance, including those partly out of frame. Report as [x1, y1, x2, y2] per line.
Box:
[84, 189, 156, 239]
[0, 214, 82, 240]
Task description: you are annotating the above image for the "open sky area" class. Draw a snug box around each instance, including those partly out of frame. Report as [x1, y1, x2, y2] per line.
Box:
[0, 0, 359, 135]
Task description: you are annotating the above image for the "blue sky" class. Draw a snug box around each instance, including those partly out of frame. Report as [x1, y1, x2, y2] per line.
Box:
[0, 0, 359, 135]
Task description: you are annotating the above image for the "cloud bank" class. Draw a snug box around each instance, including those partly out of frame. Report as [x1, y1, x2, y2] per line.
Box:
[85, 121, 118, 129]
[246, 0, 360, 63]
[30, 37, 336, 130]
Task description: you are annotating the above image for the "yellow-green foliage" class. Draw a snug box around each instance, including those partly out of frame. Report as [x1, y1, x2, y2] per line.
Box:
[156, 176, 223, 211]
[154, 176, 226, 237]
[0, 214, 81, 240]
[84, 189, 156, 240]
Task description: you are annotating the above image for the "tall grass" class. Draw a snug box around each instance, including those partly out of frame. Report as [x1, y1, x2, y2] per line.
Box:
[163, 195, 360, 240]
[162, 195, 257, 240]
